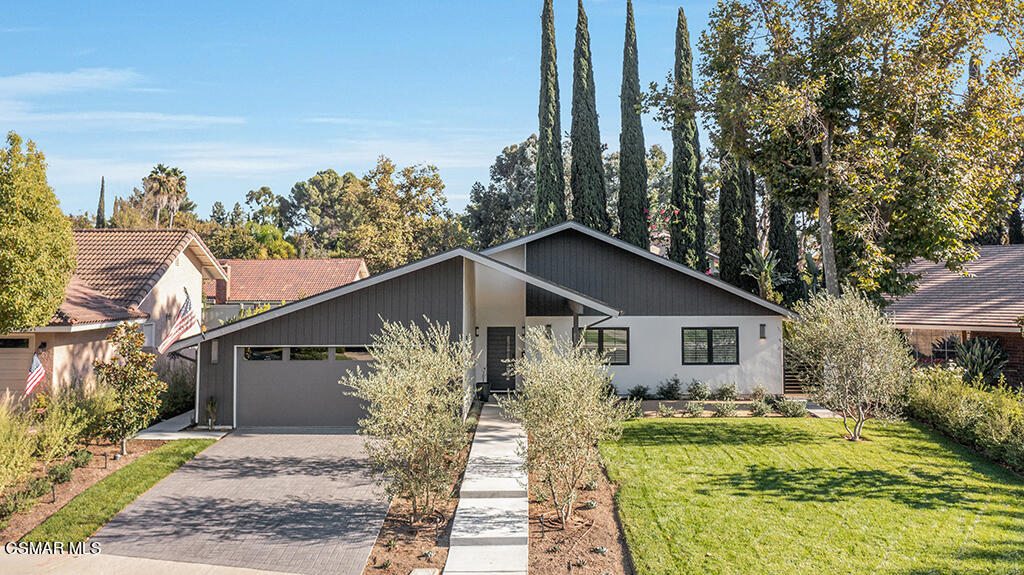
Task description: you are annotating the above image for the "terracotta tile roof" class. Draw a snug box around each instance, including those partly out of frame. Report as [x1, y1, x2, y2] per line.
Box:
[50, 278, 149, 326]
[71, 229, 202, 308]
[886, 244, 1024, 330]
[203, 258, 369, 303]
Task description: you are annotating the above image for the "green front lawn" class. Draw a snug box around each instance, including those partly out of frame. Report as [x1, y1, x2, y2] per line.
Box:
[600, 418, 1024, 574]
[22, 439, 215, 543]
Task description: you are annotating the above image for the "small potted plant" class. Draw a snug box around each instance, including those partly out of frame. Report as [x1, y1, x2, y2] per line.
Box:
[205, 396, 218, 429]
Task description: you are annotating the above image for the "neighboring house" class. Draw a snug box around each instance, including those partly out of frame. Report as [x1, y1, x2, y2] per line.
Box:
[887, 244, 1024, 384]
[202, 258, 368, 326]
[171, 222, 790, 428]
[0, 229, 226, 396]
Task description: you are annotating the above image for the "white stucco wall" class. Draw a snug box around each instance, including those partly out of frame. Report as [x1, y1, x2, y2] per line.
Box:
[526, 314, 784, 395]
[472, 246, 525, 384]
[139, 248, 205, 364]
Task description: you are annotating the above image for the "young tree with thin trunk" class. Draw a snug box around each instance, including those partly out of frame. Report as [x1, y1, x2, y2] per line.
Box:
[536, 0, 566, 230]
[95, 323, 166, 455]
[343, 319, 477, 524]
[570, 0, 611, 232]
[500, 327, 632, 528]
[617, 0, 648, 248]
[788, 291, 915, 441]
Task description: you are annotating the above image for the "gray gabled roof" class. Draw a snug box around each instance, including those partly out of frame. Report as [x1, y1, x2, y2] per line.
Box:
[168, 247, 621, 352]
[482, 221, 792, 317]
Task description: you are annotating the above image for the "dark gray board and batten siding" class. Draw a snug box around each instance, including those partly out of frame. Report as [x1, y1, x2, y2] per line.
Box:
[198, 257, 464, 426]
[525, 228, 776, 317]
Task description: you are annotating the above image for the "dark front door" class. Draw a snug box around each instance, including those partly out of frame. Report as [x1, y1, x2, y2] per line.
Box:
[486, 327, 516, 391]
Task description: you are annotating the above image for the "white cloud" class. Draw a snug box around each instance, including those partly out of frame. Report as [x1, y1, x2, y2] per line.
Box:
[0, 100, 244, 131]
[0, 67, 143, 96]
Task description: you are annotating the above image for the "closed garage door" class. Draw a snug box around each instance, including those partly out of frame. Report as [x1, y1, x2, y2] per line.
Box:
[0, 337, 33, 397]
[235, 346, 370, 427]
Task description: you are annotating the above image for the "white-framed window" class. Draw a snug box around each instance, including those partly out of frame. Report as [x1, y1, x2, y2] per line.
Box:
[142, 323, 156, 348]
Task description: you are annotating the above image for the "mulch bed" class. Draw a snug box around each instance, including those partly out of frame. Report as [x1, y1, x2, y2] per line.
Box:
[0, 439, 166, 543]
[529, 469, 634, 575]
[361, 403, 482, 574]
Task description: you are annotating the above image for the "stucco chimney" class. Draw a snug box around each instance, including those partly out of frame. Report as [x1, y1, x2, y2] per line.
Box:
[215, 265, 231, 304]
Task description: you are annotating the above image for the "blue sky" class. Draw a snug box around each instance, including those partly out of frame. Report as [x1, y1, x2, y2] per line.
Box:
[2, 1, 715, 218]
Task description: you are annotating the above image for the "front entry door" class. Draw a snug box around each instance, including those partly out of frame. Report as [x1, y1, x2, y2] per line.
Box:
[486, 327, 516, 392]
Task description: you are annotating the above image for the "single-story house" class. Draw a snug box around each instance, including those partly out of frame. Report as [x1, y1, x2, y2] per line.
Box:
[202, 258, 368, 326]
[170, 222, 790, 428]
[0, 229, 226, 396]
[887, 244, 1024, 384]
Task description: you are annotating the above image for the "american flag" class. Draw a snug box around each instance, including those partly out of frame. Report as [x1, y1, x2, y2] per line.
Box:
[158, 291, 197, 354]
[25, 353, 45, 395]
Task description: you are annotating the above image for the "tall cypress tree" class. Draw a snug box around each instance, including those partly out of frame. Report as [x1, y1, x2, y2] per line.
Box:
[570, 0, 611, 232]
[536, 0, 566, 230]
[668, 7, 706, 270]
[617, 0, 648, 248]
[768, 197, 801, 303]
[718, 154, 757, 290]
[96, 176, 106, 228]
[1009, 182, 1024, 244]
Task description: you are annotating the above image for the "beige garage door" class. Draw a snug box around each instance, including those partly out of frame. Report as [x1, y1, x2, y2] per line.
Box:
[0, 337, 33, 397]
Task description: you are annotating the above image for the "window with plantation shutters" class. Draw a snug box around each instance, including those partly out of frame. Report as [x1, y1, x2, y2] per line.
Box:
[682, 327, 739, 365]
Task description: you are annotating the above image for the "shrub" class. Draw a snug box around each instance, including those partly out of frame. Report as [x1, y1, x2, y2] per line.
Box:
[749, 399, 770, 417]
[787, 290, 915, 440]
[0, 395, 35, 500]
[0, 490, 36, 519]
[775, 399, 809, 418]
[907, 364, 1024, 471]
[343, 319, 476, 524]
[46, 461, 74, 484]
[955, 338, 1009, 387]
[656, 403, 676, 418]
[688, 380, 711, 400]
[157, 364, 196, 421]
[499, 327, 633, 528]
[95, 323, 167, 455]
[25, 477, 50, 499]
[71, 449, 93, 468]
[655, 376, 682, 400]
[75, 381, 117, 445]
[627, 385, 650, 400]
[684, 402, 704, 417]
[34, 390, 88, 470]
[750, 384, 768, 402]
[714, 382, 739, 401]
[712, 401, 737, 417]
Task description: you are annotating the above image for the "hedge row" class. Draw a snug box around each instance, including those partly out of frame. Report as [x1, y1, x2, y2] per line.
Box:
[906, 365, 1024, 473]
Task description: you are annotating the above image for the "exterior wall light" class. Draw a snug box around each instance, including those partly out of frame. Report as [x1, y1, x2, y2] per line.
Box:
[759, 323, 767, 340]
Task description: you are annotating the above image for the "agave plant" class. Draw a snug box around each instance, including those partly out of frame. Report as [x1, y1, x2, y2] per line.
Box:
[955, 337, 1009, 387]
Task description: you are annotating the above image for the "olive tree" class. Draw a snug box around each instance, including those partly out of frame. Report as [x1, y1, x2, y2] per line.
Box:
[342, 319, 477, 524]
[499, 327, 634, 527]
[788, 290, 915, 440]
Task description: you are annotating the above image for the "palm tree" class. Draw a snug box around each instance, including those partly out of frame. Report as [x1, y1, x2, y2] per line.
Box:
[143, 164, 187, 228]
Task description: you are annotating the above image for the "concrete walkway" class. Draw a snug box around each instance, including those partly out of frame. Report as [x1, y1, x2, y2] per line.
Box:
[135, 411, 230, 440]
[444, 403, 528, 575]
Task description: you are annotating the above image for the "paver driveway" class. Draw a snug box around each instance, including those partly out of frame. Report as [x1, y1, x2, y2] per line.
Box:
[91, 429, 388, 575]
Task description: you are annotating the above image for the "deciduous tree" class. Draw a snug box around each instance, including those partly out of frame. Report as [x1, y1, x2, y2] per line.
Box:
[464, 136, 537, 248]
[0, 132, 75, 333]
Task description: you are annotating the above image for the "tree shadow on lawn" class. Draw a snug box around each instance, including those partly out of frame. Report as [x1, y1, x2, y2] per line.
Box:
[617, 419, 820, 448]
[894, 537, 1024, 575]
[703, 462, 1024, 515]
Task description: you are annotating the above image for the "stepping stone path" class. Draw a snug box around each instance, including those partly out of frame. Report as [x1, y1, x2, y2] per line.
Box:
[444, 403, 528, 575]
